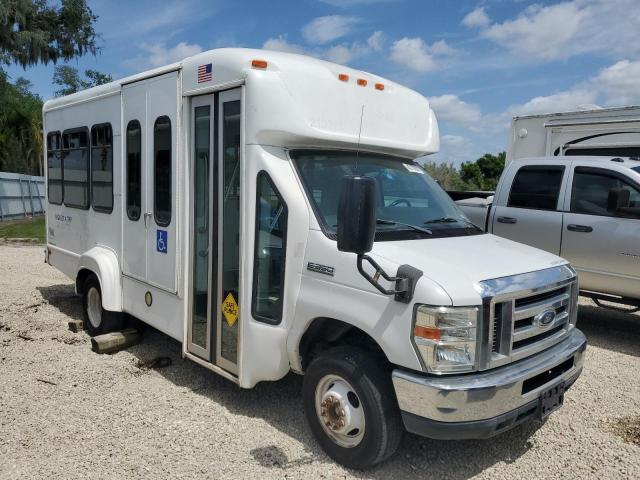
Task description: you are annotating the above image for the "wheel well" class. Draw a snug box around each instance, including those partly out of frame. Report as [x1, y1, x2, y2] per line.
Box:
[75, 268, 97, 296]
[299, 318, 390, 371]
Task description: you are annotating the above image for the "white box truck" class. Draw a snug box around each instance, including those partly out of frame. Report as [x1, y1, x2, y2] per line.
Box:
[43, 48, 585, 469]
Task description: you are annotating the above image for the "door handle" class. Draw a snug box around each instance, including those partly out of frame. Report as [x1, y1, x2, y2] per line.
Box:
[144, 212, 152, 229]
[567, 224, 593, 233]
[497, 216, 517, 224]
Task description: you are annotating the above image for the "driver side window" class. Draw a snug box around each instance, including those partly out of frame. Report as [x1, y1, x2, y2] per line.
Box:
[571, 168, 640, 219]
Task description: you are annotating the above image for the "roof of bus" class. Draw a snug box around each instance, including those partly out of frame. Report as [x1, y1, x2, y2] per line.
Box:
[44, 48, 439, 157]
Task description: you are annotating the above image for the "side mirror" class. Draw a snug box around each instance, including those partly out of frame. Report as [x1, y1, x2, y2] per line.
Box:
[337, 175, 377, 255]
[607, 188, 630, 213]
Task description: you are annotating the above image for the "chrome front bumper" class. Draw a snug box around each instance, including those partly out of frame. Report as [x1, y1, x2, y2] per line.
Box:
[392, 328, 586, 439]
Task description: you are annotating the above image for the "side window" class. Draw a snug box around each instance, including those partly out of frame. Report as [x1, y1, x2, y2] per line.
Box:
[154, 116, 172, 227]
[252, 172, 288, 324]
[62, 128, 90, 209]
[508, 166, 565, 211]
[47, 132, 63, 205]
[126, 120, 142, 221]
[571, 169, 640, 219]
[90, 123, 113, 213]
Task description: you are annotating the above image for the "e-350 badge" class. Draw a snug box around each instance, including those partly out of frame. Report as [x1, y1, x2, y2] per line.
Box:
[307, 262, 335, 276]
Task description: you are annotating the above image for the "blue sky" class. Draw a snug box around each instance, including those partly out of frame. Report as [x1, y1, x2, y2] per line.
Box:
[6, 0, 640, 164]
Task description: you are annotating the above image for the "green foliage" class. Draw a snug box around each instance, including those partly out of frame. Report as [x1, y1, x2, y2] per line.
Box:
[0, 0, 99, 68]
[52, 64, 112, 96]
[0, 70, 43, 174]
[421, 152, 506, 191]
[0, 217, 45, 242]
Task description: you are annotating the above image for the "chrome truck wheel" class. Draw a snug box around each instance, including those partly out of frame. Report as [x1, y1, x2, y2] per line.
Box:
[303, 347, 403, 469]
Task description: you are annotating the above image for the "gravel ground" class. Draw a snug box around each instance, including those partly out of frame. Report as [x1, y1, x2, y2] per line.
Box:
[0, 244, 639, 479]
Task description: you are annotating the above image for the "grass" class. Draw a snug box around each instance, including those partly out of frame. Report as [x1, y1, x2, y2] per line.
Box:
[0, 217, 46, 243]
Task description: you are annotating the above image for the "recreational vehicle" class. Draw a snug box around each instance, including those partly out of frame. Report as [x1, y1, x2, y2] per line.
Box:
[44, 48, 585, 469]
[508, 106, 640, 162]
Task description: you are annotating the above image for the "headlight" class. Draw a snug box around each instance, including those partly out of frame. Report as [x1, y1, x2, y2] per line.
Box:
[413, 305, 479, 374]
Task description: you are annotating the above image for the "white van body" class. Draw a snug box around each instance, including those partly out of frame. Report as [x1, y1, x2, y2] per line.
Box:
[508, 106, 640, 162]
[43, 48, 585, 468]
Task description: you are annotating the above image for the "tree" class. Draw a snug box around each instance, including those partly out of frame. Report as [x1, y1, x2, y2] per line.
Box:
[421, 161, 466, 190]
[52, 64, 112, 96]
[0, 71, 43, 175]
[0, 0, 99, 68]
[460, 152, 506, 190]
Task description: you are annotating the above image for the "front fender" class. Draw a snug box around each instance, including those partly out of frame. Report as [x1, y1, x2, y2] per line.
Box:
[78, 246, 122, 312]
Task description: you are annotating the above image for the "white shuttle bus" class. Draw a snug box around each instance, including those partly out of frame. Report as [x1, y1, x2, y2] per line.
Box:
[44, 48, 586, 469]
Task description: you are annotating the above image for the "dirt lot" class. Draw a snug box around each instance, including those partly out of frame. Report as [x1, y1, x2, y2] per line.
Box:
[1, 244, 639, 479]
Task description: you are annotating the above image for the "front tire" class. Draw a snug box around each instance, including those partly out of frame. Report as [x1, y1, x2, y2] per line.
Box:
[302, 347, 403, 469]
[82, 274, 124, 336]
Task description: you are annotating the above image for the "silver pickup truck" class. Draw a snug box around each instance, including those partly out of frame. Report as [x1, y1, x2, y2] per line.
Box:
[456, 156, 640, 311]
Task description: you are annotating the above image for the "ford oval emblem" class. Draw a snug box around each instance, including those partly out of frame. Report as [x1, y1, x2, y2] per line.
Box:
[535, 309, 556, 326]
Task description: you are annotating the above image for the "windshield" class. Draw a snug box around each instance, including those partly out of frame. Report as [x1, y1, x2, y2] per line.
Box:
[633, 166, 640, 173]
[291, 150, 482, 241]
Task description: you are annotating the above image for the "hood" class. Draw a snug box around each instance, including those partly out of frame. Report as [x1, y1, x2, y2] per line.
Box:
[370, 233, 568, 305]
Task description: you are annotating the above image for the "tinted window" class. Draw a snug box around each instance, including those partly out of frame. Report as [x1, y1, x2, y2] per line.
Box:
[154, 116, 171, 227]
[253, 172, 287, 324]
[126, 120, 142, 221]
[47, 132, 63, 205]
[565, 147, 640, 157]
[62, 128, 89, 209]
[508, 166, 564, 210]
[91, 124, 113, 213]
[571, 169, 640, 219]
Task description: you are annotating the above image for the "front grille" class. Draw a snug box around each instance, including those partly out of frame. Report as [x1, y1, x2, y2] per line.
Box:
[479, 266, 578, 370]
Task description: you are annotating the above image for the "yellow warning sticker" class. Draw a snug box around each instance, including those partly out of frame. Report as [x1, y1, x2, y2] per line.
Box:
[222, 292, 239, 327]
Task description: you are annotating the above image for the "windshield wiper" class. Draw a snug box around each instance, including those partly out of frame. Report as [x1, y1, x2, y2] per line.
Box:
[377, 218, 432, 234]
[424, 217, 480, 229]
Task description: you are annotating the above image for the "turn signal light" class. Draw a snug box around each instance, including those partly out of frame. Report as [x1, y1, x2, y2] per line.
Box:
[414, 325, 441, 341]
[251, 59, 268, 69]
[357, 78, 367, 86]
[338, 73, 349, 82]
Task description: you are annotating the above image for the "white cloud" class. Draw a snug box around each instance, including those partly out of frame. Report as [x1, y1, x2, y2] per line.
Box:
[481, 0, 640, 61]
[262, 36, 305, 55]
[302, 15, 359, 45]
[441, 134, 467, 146]
[367, 31, 384, 52]
[592, 59, 640, 106]
[509, 89, 598, 116]
[429, 94, 483, 129]
[462, 7, 490, 28]
[390, 37, 435, 72]
[125, 41, 203, 69]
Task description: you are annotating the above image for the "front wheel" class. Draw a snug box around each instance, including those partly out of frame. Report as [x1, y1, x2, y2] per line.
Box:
[82, 274, 124, 336]
[302, 347, 403, 469]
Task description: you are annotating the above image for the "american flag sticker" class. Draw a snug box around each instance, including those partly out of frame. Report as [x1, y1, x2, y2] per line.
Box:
[197, 63, 213, 83]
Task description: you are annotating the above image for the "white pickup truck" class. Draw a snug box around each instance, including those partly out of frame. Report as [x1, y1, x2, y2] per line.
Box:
[457, 156, 640, 311]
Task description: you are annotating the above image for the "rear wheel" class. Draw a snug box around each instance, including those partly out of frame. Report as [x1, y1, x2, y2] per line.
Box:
[82, 274, 124, 336]
[303, 347, 403, 469]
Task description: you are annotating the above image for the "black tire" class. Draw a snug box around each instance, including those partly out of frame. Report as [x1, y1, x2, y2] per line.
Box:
[82, 274, 124, 336]
[303, 347, 403, 469]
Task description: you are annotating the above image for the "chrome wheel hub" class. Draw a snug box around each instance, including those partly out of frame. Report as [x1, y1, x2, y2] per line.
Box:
[315, 374, 365, 448]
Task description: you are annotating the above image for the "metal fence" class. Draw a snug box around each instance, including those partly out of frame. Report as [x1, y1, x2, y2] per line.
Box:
[0, 172, 45, 221]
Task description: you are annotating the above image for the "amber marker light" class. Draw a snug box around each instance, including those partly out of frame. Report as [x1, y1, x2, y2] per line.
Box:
[251, 59, 268, 69]
[414, 325, 441, 341]
[338, 73, 349, 82]
[375, 83, 385, 91]
[357, 78, 367, 86]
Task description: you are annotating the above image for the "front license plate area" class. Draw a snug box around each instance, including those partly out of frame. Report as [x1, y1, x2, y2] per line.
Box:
[538, 381, 565, 419]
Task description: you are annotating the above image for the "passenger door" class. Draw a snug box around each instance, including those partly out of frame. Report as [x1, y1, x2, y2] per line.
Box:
[491, 164, 568, 254]
[122, 83, 147, 281]
[561, 166, 640, 298]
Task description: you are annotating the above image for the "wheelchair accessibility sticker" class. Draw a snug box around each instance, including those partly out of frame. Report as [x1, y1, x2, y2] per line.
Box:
[157, 230, 168, 254]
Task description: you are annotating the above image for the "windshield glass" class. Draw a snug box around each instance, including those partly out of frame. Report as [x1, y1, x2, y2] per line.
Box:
[291, 150, 482, 240]
[633, 166, 640, 173]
